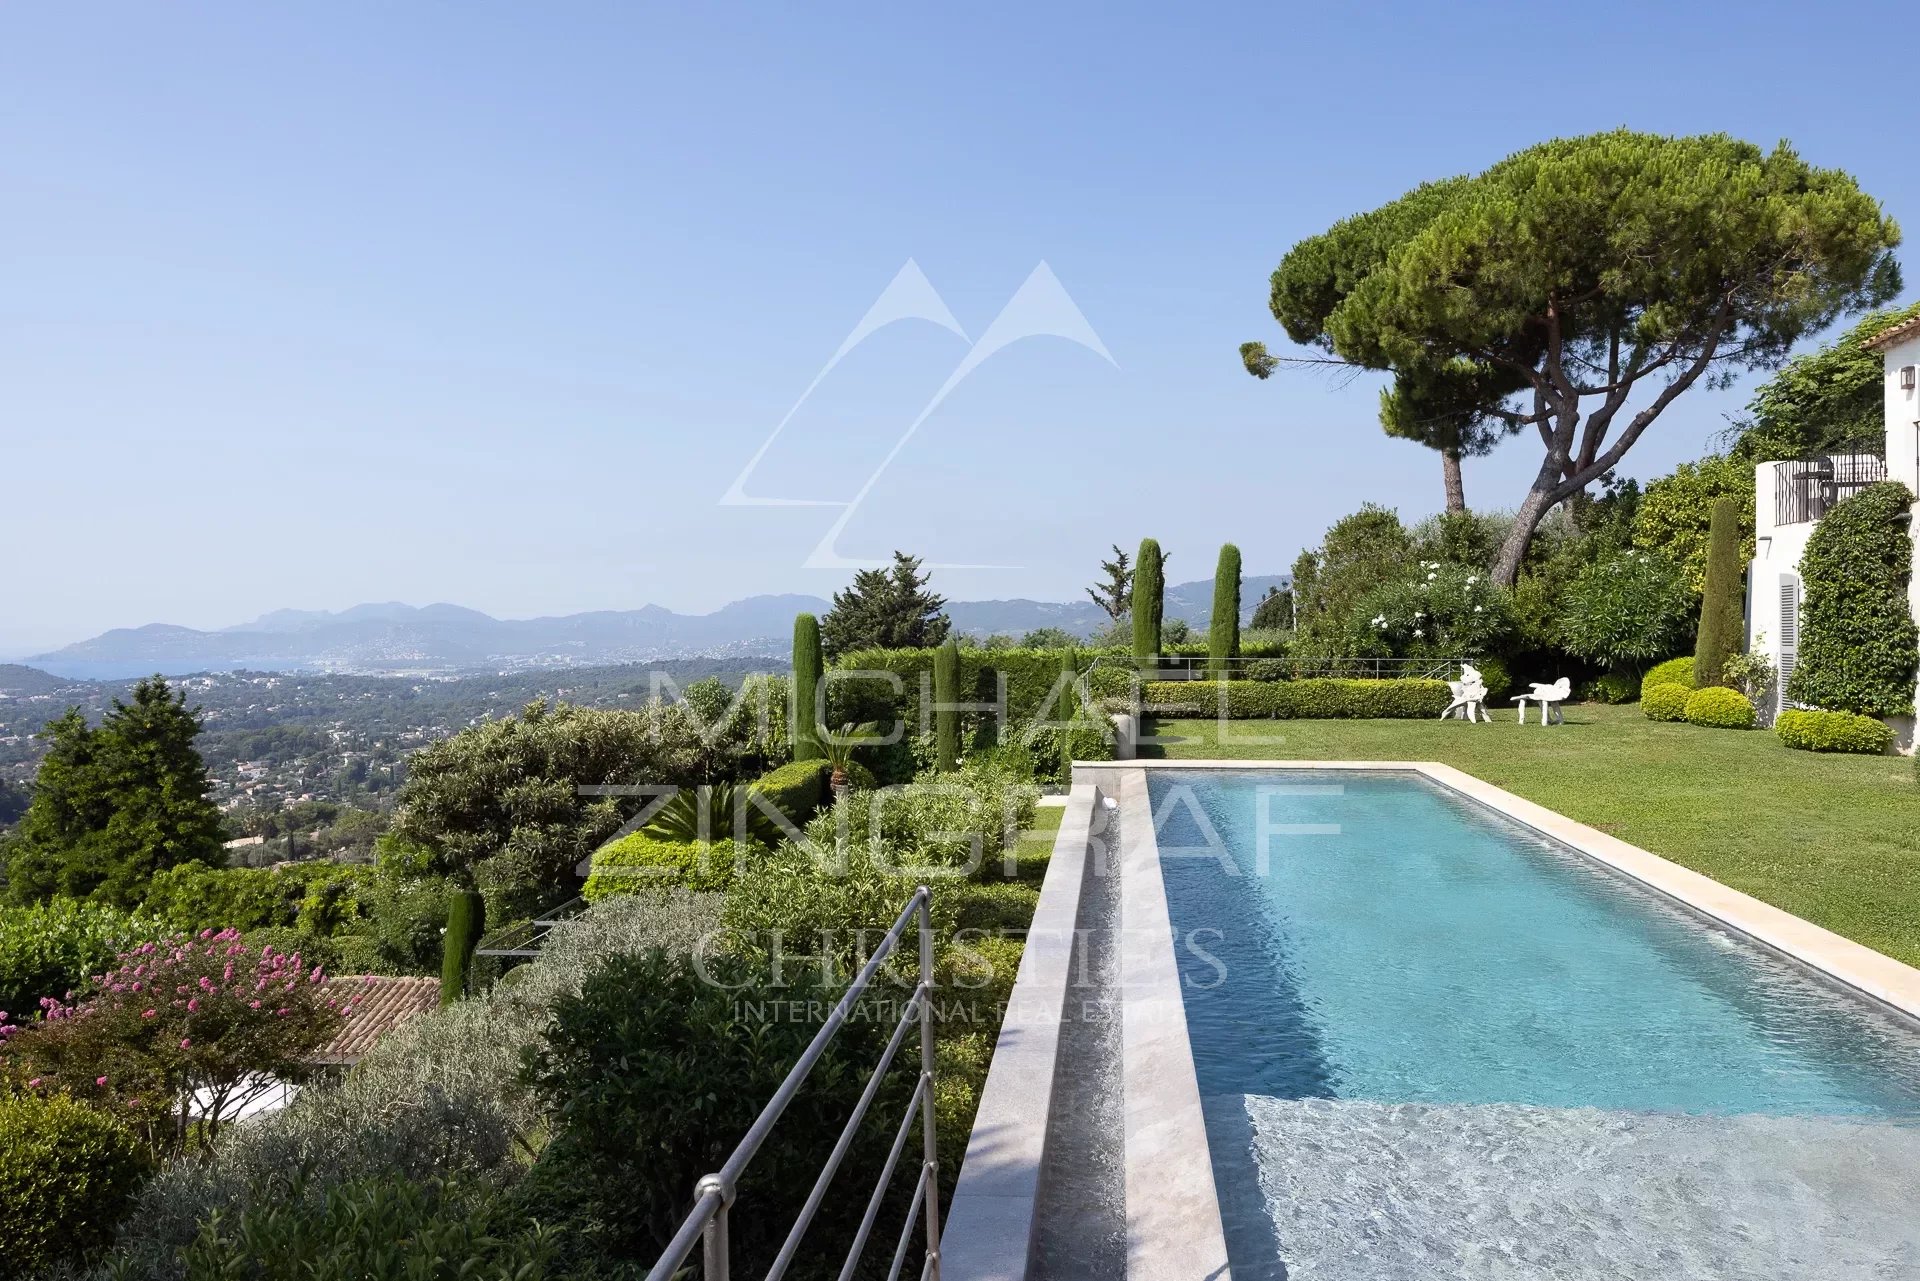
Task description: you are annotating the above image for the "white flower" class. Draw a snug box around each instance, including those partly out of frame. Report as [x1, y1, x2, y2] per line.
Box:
[1413, 628, 1424, 638]
[1426, 572, 1437, 581]
[1474, 605, 1484, 613]
[1466, 575, 1478, 586]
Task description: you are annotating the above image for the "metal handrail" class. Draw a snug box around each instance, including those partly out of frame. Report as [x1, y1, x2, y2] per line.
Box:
[644, 887, 941, 1281]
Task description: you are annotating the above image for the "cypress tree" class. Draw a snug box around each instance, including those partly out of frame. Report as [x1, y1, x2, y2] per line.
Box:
[1692, 498, 1744, 688]
[440, 888, 485, 1007]
[1058, 646, 1080, 783]
[933, 638, 960, 773]
[1132, 538, 1164, 662]
[1209, 543, 1242, 678]
[792, 613, 825, 761]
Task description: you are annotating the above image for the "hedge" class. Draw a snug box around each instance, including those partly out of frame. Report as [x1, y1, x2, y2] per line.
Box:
[1683, 686, 1756, 730]
[1788, 481, 1919, 716]
[0, 1091, 151, 1274]
[829, 647, 1122, 731]
[138, 862, 379, 936]
[1641, 684, 1690, 722]
[750, 759, 830, 826]
[1775, 709, 1894, 755]
[1640, 656, 1695, 698]
[583, 836, 755, 901]
[0, 900, 159, 1015]
[1140, 679, 1451, 719]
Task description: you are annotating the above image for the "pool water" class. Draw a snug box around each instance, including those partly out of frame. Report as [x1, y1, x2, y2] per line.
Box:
[1149, 769, 1920, 1279]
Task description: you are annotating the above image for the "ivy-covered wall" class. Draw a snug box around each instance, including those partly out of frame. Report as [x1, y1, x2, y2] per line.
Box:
[1787, 481, 1919, 718]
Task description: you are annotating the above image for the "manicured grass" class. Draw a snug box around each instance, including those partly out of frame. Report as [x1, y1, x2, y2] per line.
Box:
[1144, 705, 1920, 967]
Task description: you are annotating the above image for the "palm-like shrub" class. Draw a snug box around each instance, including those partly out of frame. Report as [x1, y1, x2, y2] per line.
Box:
[640, 782, 783, 848]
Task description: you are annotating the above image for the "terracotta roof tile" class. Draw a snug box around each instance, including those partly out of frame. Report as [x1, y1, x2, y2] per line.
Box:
[1863, 313, 1920, 352]
[311, 975, 441, 1065]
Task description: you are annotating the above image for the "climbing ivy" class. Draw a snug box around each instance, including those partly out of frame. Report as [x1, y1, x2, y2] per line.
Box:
[1787, 482, 1918, 717]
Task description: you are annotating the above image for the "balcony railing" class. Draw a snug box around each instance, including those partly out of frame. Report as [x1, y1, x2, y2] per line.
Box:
[1774, 449, 1886, 526]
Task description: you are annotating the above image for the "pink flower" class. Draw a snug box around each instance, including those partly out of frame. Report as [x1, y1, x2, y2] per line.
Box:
[179, 1038, 191, 1050]
[249, 1000, 261, 1009]
[310, 966, 324, 982]
[187, 998, 200, 1012]
[276, 1008, 289, 1016]
[141, 1009, 157, 1019]
[96, 1076, 108, 1086]
[26, 1078, 41, 1088]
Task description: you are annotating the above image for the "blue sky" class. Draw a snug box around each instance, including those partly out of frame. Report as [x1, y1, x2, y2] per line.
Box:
[1, 1, 1913, 655]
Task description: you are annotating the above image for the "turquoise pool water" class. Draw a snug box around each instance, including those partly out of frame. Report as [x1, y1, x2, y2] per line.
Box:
[1149, 769, 1920, 1279]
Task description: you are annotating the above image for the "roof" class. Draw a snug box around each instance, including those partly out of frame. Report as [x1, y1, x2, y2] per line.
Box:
[1863, 313, 1920, 353]
[309, 975, 441, 1065]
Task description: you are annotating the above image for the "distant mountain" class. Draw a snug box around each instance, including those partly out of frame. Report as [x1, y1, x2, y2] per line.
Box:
[0, 664, 89, 696]
[30, 576, 1289, 677]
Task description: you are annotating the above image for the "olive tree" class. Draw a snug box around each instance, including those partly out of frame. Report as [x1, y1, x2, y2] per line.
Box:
[1243, 131, 1900, 584]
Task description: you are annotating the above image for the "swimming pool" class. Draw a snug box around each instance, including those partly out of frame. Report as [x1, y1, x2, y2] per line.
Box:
[1148, 767, 1920, 1279]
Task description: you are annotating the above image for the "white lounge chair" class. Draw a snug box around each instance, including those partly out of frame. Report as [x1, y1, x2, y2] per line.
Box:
[1439, 663, 1492, 723]
[1513, 677, 1571, 725]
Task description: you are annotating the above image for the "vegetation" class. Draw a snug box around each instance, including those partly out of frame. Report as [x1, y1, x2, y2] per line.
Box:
[1141, 678, 1452, 718]
[439, 889, 484, 1007]
[1244, 130, 1900, 584]
[1209, 544, 1242, 677]
[1131, 538, 1165, 659]
[792, 613, 824, 763]
[819, 551, 951, 657]
[934, 638, 961, 772]
[1632, 456, 1755, 595]
[1732, 299, 1920, 461]
[1788, 482, 1919, 717]
[1641, 684, 1691, 722]
[1775, 709, 1896, 756]
[1640, 656, 1696, 698]
[1085, 544, 1133, 622]
[0, 1090, 151, 1274]
[0, 898, 159, 1015]
[1683, 686, 1756, 730]
[1557, 551, 1692, 674]
[4, 678, 225, 908]
[1692, 498, 1745, 687]
[1147, 706, 1920, 965]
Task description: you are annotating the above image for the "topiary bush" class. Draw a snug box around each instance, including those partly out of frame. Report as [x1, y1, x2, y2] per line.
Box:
[582, 835, 753, 901]
[1209, 543, 1241, 678]
[1788, 481, 1920, 717]
[791, 613, 825, 762]
[1132, 537, 1164, 660]
[440, 890, 485, 1007]
[1640, 655, 1695, 698]
[1693, 496, 1746, 687]
[0, 1090, 152, 1273]
[1641, 684, 1690, 722]
[1684, 686, 1757, 729]
[934, 638, 961, 772]
[749, 758, 830, 828]
[1775, 709, 1894, 755]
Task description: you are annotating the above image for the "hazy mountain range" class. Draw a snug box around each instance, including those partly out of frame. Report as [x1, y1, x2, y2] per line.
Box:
[20, 576, 1287, 679]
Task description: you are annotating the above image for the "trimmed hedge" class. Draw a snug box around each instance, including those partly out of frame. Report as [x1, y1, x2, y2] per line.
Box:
[1775, 709, 1894, 755]
[830, 647, 1125, 731]
[1640, 656, 1695, 698]
[750, 759, 830, 826]
[1788, 481, 1919, 716]
[0, 1091, 151, 1273]
[1683, 686, 1756, 730]
[1140, 678, 1451, 719]
[1641, 684, 1690, 721]
[583, 836, 754, 901]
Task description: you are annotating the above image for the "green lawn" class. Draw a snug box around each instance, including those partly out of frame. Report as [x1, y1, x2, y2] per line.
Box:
[1143, 705, 1920, 967]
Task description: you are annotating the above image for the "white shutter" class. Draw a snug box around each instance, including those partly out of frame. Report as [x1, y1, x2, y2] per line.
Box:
[1777, 576, 1800, 712]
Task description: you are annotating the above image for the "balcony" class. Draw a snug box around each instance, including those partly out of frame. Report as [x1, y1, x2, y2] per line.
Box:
[1772, 448, 1887, 526]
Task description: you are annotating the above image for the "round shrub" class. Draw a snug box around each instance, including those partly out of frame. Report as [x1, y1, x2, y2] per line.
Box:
[0, 1091, 151, 1273]
[1639, 655, 1695, 699]
[1641, 684, 1690, 722]
[1684, 686, 1757, 730]
[1472, 656, 1513, 703]
[1580, 672, 1638, 705]
[1775, 709, 1894, 755]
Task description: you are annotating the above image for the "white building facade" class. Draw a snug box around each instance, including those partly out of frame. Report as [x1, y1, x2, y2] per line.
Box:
[1746, 314, 1920, 749]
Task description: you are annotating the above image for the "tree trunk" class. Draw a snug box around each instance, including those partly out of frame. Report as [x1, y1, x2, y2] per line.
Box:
[1441, 450, 1465, 513]
[1491, 463, 1563, 587]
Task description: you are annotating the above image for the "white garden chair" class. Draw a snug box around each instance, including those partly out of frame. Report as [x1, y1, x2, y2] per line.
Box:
[1439, 663, 1492, 723]
[1513, 677, 1571, 725]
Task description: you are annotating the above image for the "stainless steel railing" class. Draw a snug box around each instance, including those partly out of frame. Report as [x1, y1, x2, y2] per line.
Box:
[645, 887, 941, 1281]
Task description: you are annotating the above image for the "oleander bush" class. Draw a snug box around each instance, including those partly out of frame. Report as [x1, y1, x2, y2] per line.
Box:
[0, 1090, 152, 1274]
[1774, 709, 1895, 755]
[0, 898, 161, 1015]
[1684, 686, 1757, 729]
[1640, 655, 1696, 698]
[581, 835, 754, 900]
[1579, 672, 1639, 704]
[1139, 678, 1451, 718]
[1640, 684, 1691, 722]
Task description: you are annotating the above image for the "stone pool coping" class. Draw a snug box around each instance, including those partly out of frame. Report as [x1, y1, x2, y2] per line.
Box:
[1143, 760, 1920, 1023]
[941, 779, 1103, 1281]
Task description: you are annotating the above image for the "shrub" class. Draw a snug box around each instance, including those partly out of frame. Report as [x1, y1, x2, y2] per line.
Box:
[141, 865, 298, 932]
[520, 949, 912, 1272]
[1641, 684, 1691, 722]
[440, 890, 485, 1008]
[1640, 655, 1696, 698]
[244, 927, 341, 976]
[2, 928, 347, 1153]
[934, 638, 961, 772]
[0, 898, 161, 1015]
[1684, 686, 1757, 729]
[582, 835, 753, 901]
[0, 1090, 151, 1273]
[1580, 672, 1639, 704]
[1472, 655, 1512, 702]
[180, 1173, 554, 1281]
[749, 758, 830, 828]
[1789, 481, 1920, 717]
[1247, 658, 1289, 682]
[1138, 678, 1451, 718]
[1775, 709, 1894, 755]
[1133, 537, 1164, 658]
[1209, 544, 1242, 678]
[1693, 496, 1745, 686]
[1559, 550, 1694, 672]
[792, 613, 825, 762]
